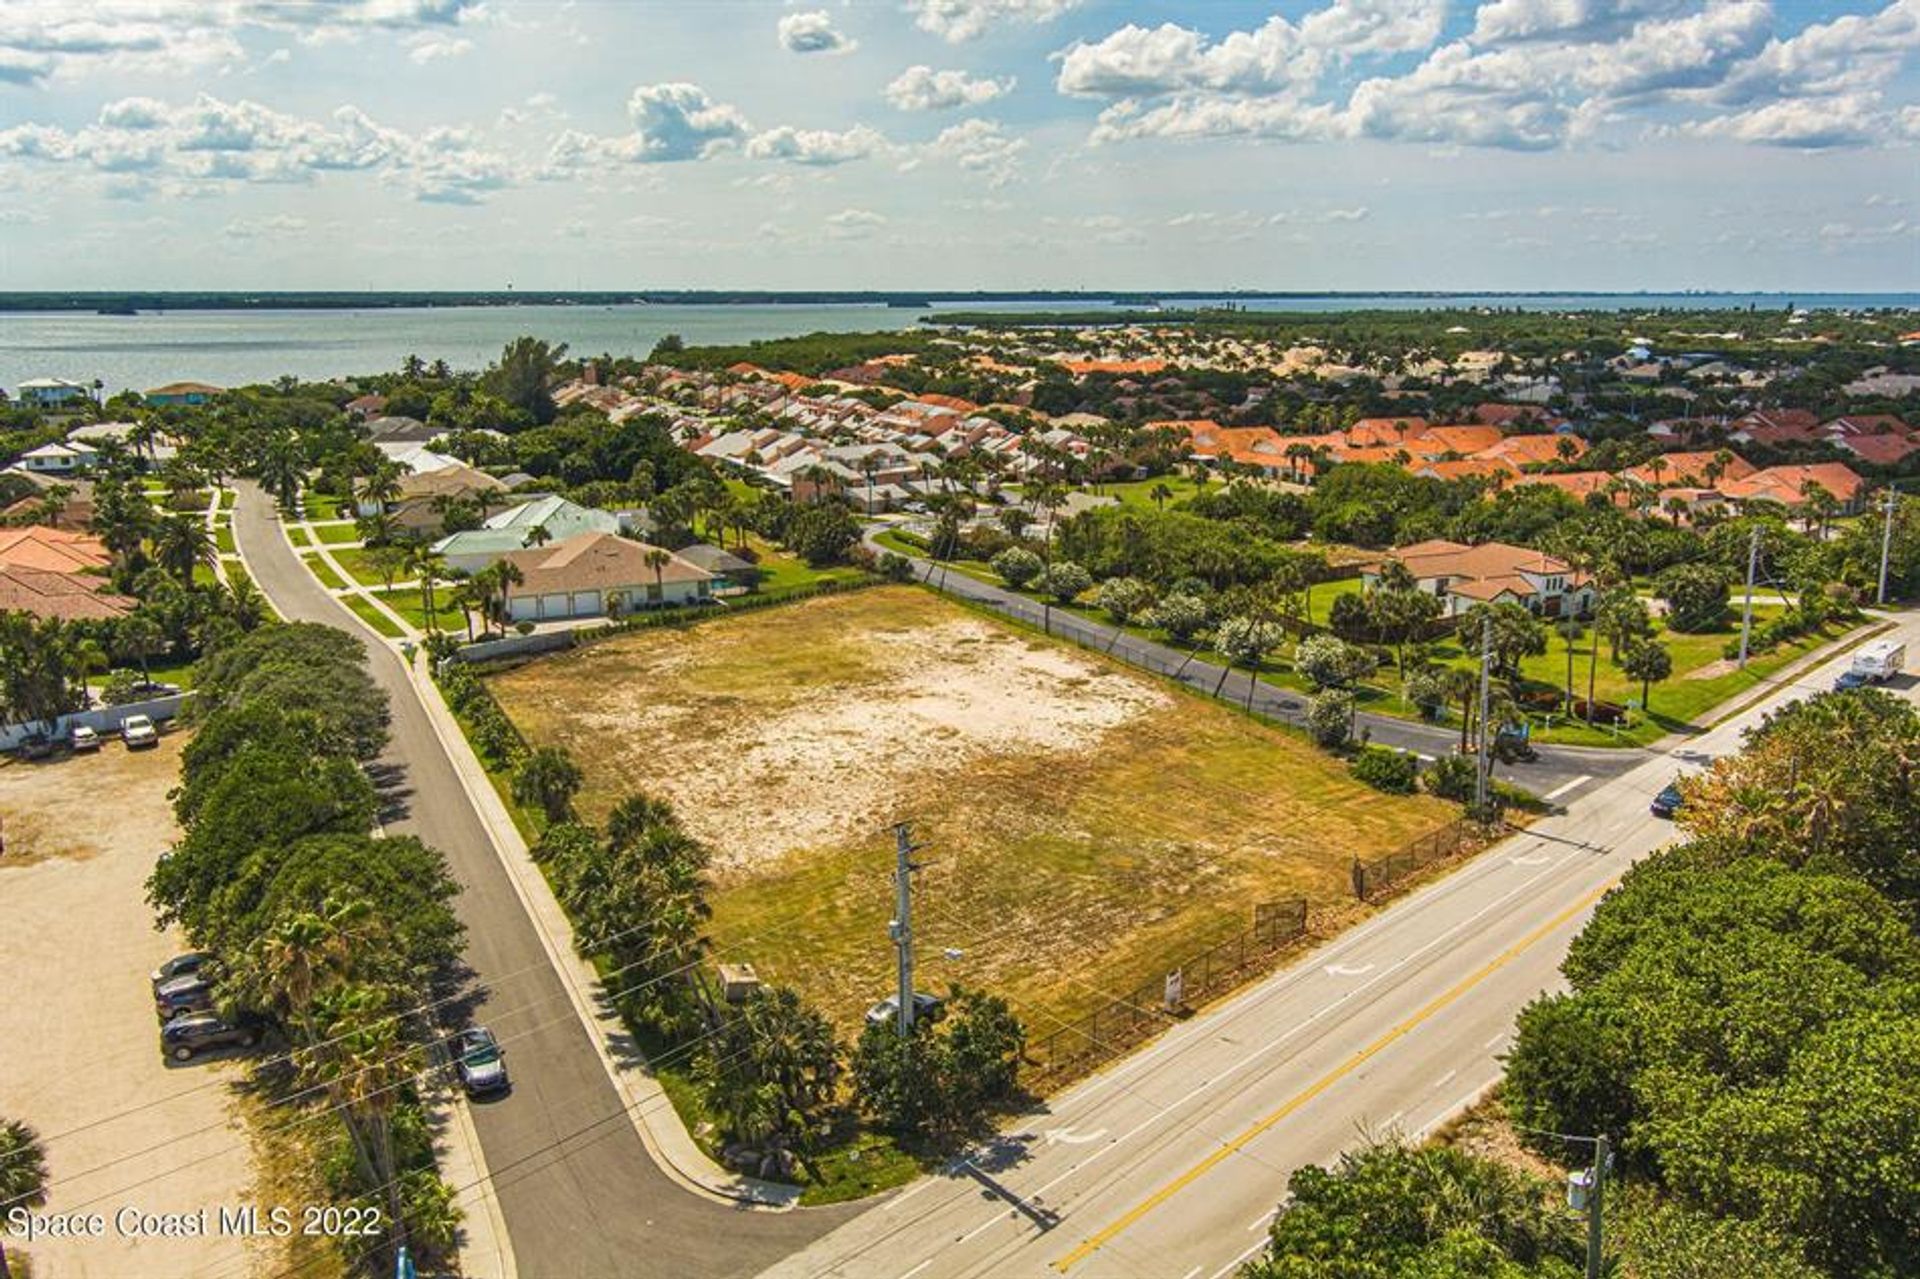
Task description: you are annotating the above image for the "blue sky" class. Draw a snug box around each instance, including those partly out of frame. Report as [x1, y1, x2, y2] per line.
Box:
[0, 0, 1916, 291]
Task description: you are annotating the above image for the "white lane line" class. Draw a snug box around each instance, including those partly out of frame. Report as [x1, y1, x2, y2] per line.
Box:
[1323, 962, 1375, 977]
[1431, 1068, 1458, 1091]
[884, 1174, 946, 1211]
[1484, 1032, 1507, 1049]
[1247, 1210, 1275, 1232]
[1381, 1109, 1405, 1130]
[1543, 774, 1593, 801]
[1211, 1238, 1271, 1279]
[896, 1259, 933, 1279]
[1180, 1267, 1203, 1279]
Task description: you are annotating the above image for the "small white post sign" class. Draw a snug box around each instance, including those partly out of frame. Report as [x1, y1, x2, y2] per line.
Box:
[1164, 968, 1184, 1011]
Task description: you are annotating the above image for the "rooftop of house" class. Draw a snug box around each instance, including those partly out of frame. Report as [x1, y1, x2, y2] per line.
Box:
[0, 525, 113, 574]
[1364, 538, 1584, 587]
[498, 532, 713, 593]
[1719, 462, 1869, 505]
[144, 381, 222, 397]
[0, 566, 133, 621]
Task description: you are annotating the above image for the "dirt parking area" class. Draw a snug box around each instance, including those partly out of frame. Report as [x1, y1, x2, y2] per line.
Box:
[0, 736, 271, 1279]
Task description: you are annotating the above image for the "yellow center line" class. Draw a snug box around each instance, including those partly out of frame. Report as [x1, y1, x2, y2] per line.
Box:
[1051, 879, 1616, 1272]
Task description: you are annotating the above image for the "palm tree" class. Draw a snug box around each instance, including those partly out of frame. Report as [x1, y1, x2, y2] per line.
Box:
[493, 560, 524, 626]
[522, 521, 553, 549]
[859, 453, 883, 516]
[450, 576, 487, 641]
[405, 545, 446, 630]
[644, 547, 671, 604]
[0, 1118, 49, 1274]
[356, 465, 403, 515]
[255, 436, 304, 509]
[1149, 482, 1174, 511]
[152, 513, 215, 585]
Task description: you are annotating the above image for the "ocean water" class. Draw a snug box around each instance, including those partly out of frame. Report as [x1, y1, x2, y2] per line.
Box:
[3, 294, 1915, 398]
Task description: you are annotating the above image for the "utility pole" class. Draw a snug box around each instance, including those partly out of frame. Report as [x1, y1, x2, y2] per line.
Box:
[1474, 613, 1493, 814]
[1584, 1134, 1609, 1279]
[1879, 487, 1900, 606]
[1737, 525, 1759, 669]
[889, 822, 924, 1036]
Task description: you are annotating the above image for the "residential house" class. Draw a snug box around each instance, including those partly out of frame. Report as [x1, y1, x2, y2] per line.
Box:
[1513, 471, 1616, 501]
[17, 377, 93, 408]
[0, 526, 114, 574]
[495, 533, 713, 622]
[1472, 433, 1584, 470]
[344, 393, 388, 419]
[1624, 450, 1755, 488]
[1360, 539, 1595, 618]
[1836, 432, 1920, 467]
[14, 441, 99, 475]
[382, 463, 511, 534]
[673, 543, 756, 594]
[1718, 463, 1870, 515]
[0, 565, 132, 621]
[432, 496, 620, 574]
[143, 381, 222, 406]
[1729, 409, 1821, 448]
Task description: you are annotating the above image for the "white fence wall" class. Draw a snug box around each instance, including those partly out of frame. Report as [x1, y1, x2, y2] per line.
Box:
[1, 693, 190, 752]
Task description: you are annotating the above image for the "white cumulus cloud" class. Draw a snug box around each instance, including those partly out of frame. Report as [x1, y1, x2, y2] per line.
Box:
[885, 65, 1013, 111]
[777, 10, 856, 54]
[907, 0, 1084, 43]
[625, 82, 751, 161]
[745, 123, 888, 165]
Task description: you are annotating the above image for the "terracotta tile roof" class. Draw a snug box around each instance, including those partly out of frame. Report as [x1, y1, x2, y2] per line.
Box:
[1348, 417, 1428, 446]
[1418, 457, 1521, 481]
[1824, 414, 1910, 437]
[1719, 462, 1868, 506]
[1625, 450, 1755, 486]
[915, 393, 980, 414]
[1474, 434, 1584, 468]
[1410, 424, 1506, 455]
[1838, 433, 1920, 465]
[0, 526, 112, 574]
[1366, 539, 1584, 595]
[0, 566, 133, 620]
[1514, 471, 1615, 497]
[1058, 358, 1168, 376]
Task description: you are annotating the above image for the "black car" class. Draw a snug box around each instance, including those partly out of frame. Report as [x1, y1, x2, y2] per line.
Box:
[15, 732, 54, 760]
[1650, 782, 1685, 819]
[1833, 670, 1871, 692]
[154, 974, 215, 1020]
[453, 1027, 509, 1094]
[151, 952, 212, 991]
[161, 1013, 260, 1061]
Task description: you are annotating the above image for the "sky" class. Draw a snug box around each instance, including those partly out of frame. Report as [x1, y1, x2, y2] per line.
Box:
[0, 0, 1917, 292]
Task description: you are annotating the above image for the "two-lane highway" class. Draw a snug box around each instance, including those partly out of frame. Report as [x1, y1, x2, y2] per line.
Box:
[233, 485, 853, 1278]
[762, 607, 1917, 1279]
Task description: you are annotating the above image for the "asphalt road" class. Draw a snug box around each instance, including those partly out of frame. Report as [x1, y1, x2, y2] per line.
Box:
[867, 532, 1641, 799]
[233, 485, 853, 1279]
[762, 605, 1918, 1279]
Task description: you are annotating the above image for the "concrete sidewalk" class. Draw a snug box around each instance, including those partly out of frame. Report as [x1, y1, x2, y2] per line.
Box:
[403, 645, 804, 1211]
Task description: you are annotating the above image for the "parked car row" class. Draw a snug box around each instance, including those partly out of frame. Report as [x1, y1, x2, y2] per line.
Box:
[150, 951, 260, 1062]
[14, 714, 163, 759]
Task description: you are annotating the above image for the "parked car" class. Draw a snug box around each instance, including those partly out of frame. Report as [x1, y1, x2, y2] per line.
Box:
[1833, 669, 1872, 692]
[154, 974, 214, 1020]
[161, 1013, 260, 1062]
[69, 724, 100, 752]
[121, 714, 159, 749]
[151, 952, 212, 991]
[864, 992, 946, 1028]
[124, 680, 183, 699]
[1650, 781, 1685, 819]
[15, 731, 54, 760]
[453, 1027, 509, 1095]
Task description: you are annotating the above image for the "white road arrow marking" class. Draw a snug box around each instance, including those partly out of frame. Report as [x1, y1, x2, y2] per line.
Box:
[1324, 962, 1375, 977]
[1044, 1126, 1108, 1146]
[1509, 852, 1551, 866]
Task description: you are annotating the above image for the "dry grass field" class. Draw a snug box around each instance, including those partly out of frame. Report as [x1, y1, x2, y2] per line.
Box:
[488, 586, 1454, 1039]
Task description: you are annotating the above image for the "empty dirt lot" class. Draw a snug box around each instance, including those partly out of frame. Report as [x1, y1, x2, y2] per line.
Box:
[0, 737, 274, 1279]
[489, 587, 1455, 1037]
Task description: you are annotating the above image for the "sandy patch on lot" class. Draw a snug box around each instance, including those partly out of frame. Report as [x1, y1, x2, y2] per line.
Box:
[0, 737, 272, 1279]
[497, 600, 1167, 873]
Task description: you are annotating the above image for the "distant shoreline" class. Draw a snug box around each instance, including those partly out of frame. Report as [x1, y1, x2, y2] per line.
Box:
[3, 289, 1917, 315]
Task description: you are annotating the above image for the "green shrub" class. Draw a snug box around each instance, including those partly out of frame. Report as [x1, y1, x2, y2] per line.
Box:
[1423, 752, 1478, 801]
[1350, 745, 1418, 793]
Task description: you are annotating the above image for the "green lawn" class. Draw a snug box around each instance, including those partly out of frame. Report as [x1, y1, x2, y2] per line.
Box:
[287, 524, 313, 548]
[328, 547, 394, 588]
[302, 490, 350, 520]
[1101, 475, 1208, 508]
[374, 587, 453, 633]
[214, 525, 236, 554]
[747, 537, 867, 594]
[300, 552, 349, 590]
[311, 522, 361, 546]
[341, 593, 406, 638]
[219, 489, 237, 510]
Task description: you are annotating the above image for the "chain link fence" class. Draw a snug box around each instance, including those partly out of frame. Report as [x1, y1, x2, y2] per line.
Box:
[1028, 897, 1310, 1084]
[1350, 817, 1484, 901]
